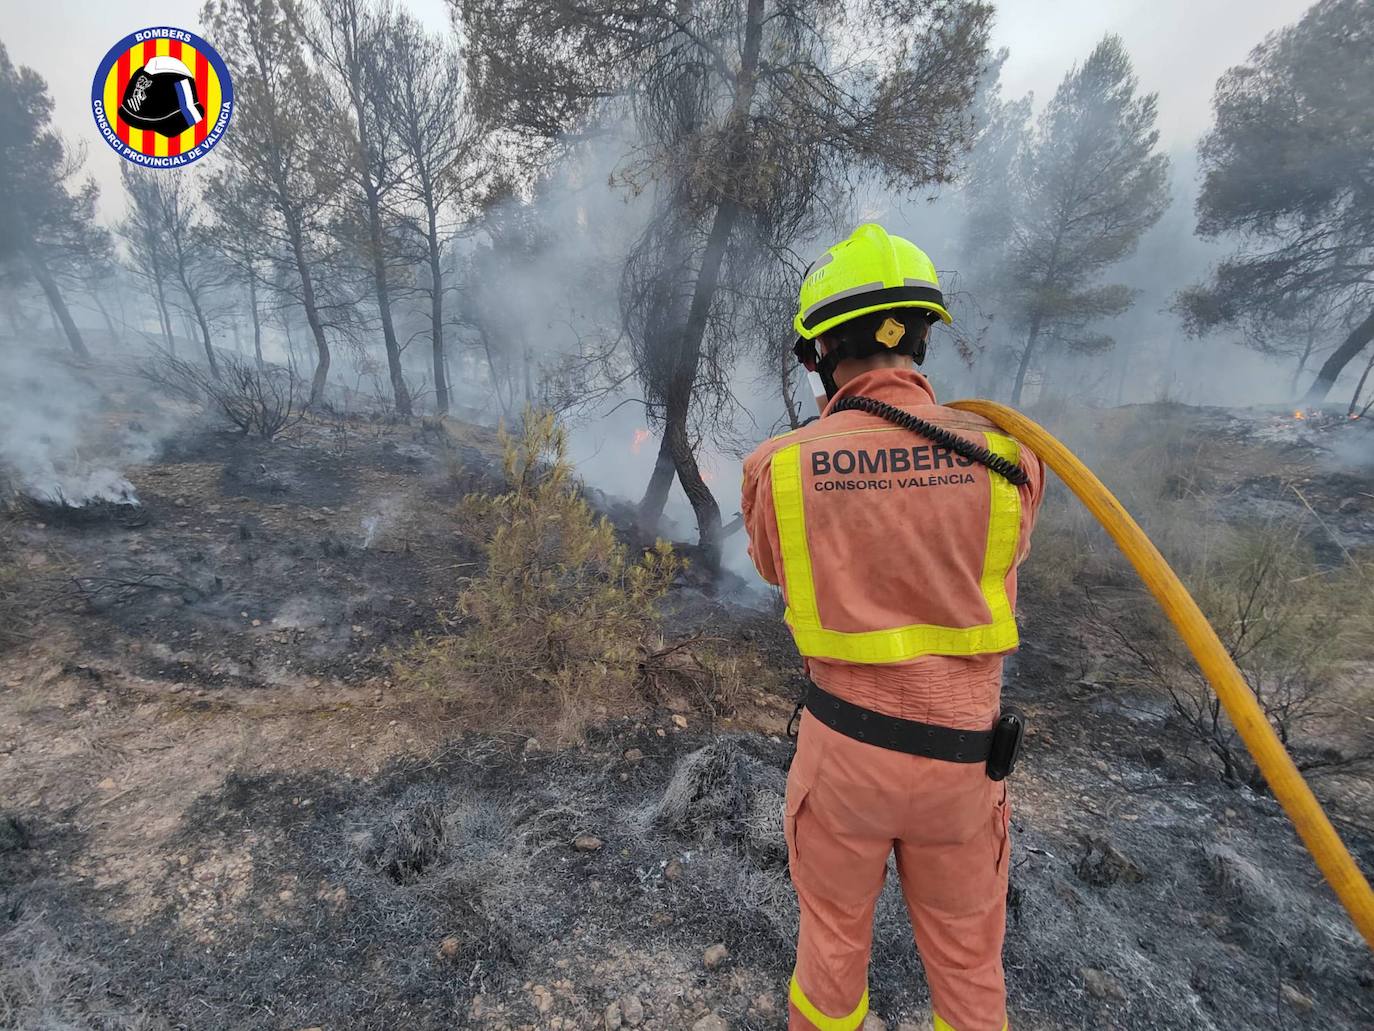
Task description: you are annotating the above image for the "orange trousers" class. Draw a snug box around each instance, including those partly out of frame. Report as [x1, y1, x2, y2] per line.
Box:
[784, 711, 1011, 1031]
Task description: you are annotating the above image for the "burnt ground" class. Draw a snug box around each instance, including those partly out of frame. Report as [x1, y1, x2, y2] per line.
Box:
[1, 401, 1373, 1030]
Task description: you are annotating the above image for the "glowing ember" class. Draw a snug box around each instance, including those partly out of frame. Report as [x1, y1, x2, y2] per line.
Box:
[630, 428, 651, 454]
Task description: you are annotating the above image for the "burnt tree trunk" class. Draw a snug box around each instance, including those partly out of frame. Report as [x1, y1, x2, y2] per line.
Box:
[193, 304, 219, 379]
[1348, 347, 1374, 417]
[638, 433, 676, 534]
[170, 239, 219, 380]
[478, 331, 510, 416]
[46, 295, 62, 344]
[26, 243, 89, 358]
[1011, 313, 1042, 406]
[156, 285, 175, 354]
[282, 314, 299, 378]
[90, 288, 121, 346]
[780, 346, 802, 428]
[665, 198, 740, 572]
[1290, 324, 1315, 396]
[665, 389, 721, 569]
[362, 175, 412, 416]
[282, 206, 331, 406]
[634, 225, 695, 531]
[1303, 308, 1374, 405]
[425, 204, 449, 414]
[645, 0, 763, 573]
[341, 13, 412, 419]
[247, 272, 264, 370]
[143, 226, 176, 354]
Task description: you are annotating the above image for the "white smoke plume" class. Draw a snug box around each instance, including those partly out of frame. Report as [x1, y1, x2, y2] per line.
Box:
[0, 347, 173, 506]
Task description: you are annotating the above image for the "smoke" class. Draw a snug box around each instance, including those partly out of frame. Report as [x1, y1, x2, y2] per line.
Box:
[2, 10, 1351, 615]
[0, 347, 168, 506]
[358, 497, 406, 550]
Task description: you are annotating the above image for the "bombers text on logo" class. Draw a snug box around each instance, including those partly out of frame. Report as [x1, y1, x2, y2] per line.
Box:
[810, 445, 976, 477]
[90, 27, 234, 168]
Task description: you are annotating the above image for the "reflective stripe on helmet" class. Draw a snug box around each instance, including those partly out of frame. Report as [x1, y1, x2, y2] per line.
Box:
[794, 224, 952, 341]
[801, 280, 885, 320]
[769, 433, 1022, 663]
[789, 974, 869, 1031]
[801, 284, 947, 333]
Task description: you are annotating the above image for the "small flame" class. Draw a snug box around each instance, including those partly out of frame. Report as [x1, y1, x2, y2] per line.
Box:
[630, 428, 651, 455]
[1293, 410, 1306, 420]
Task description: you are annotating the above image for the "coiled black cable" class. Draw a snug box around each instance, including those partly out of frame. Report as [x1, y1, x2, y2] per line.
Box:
[830, 395, 1030, 486]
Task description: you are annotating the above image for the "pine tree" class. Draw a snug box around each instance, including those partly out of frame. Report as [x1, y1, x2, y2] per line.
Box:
[0, 44, 108, 359]
[997, 36, 1170, 405]
[1182, 0, 1374, 404]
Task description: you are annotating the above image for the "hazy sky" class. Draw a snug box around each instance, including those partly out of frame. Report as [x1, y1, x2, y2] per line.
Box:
[2, 0, 1313, 225]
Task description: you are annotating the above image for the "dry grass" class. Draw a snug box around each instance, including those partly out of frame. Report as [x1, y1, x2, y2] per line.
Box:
[1018, 405, 1374, 786]
[1021, 408, 1230, 600]
[397, 409, 678, 741]
[0, 524, 37, 653]
[0, 916, 167, 1031]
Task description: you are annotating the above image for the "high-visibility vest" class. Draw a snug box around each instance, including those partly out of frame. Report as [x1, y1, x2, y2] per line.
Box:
[767, 430, 1024, 664]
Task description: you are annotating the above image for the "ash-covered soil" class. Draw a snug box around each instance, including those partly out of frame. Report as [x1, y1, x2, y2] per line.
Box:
[2, 402, 1372, 1030]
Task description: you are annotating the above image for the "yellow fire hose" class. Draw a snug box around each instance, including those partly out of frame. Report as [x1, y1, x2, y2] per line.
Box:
[948, 398, 1374, 950]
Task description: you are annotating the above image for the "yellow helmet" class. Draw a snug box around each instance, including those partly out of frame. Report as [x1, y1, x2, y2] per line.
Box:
[793, 223, 952, 343]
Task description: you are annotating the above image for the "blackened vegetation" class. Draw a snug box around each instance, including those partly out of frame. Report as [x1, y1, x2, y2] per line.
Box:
[650, 740, 785, 861]
[6, 712, 1372, 1030]
[140, 353, 307, 440]
[364, 797, 447, 883]
[1, 405, 1371, 1028]
[10, 419, 481, 685]
[58, 571, 212, 611]
[52, 730, 799, 1029]
[13, 492, 148, 528]
[0, 812, 30, 853]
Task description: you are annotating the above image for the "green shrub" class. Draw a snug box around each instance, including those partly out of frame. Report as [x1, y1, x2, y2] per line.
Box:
[399, 409, 678, 738]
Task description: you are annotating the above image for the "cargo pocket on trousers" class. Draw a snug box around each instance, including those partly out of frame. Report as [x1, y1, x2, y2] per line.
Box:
[784, 778, 812, 885]
[991, 782, 1010, 875]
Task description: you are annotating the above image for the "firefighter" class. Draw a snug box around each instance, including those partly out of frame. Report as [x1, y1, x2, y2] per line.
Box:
[741, 224, 1045, 1031]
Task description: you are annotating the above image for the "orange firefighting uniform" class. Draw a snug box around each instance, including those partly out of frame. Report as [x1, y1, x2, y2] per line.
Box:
[741, 367, 1044, 1031]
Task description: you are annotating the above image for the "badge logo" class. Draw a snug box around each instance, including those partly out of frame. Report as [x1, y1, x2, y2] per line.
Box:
[91, 27, 233, 168]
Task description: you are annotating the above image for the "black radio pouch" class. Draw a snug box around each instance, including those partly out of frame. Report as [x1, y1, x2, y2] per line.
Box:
[986, 707, 1026, 782]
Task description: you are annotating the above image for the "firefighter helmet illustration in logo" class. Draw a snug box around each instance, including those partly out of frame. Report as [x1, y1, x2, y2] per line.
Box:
[91, 28, 234, 168]
[119, 55, 205, 137]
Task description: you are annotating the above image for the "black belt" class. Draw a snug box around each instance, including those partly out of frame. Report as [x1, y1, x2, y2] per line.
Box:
[800, 681, 992, 763]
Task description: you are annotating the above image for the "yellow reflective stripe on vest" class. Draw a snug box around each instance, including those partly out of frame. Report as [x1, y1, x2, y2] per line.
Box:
[771, 441, 822, 628]
[789, 974, 868, 1031]
[770, 432, 1022, 663]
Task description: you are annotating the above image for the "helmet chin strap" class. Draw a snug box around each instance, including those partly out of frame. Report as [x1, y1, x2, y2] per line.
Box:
[815, 347, 843, 401]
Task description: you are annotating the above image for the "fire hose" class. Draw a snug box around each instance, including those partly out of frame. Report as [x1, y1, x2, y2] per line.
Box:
[947, 398, 1374, 950]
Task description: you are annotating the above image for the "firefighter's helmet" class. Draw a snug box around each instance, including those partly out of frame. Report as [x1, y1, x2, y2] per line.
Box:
[119, 55, 206, 138]
[794, 223, 951, 344]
